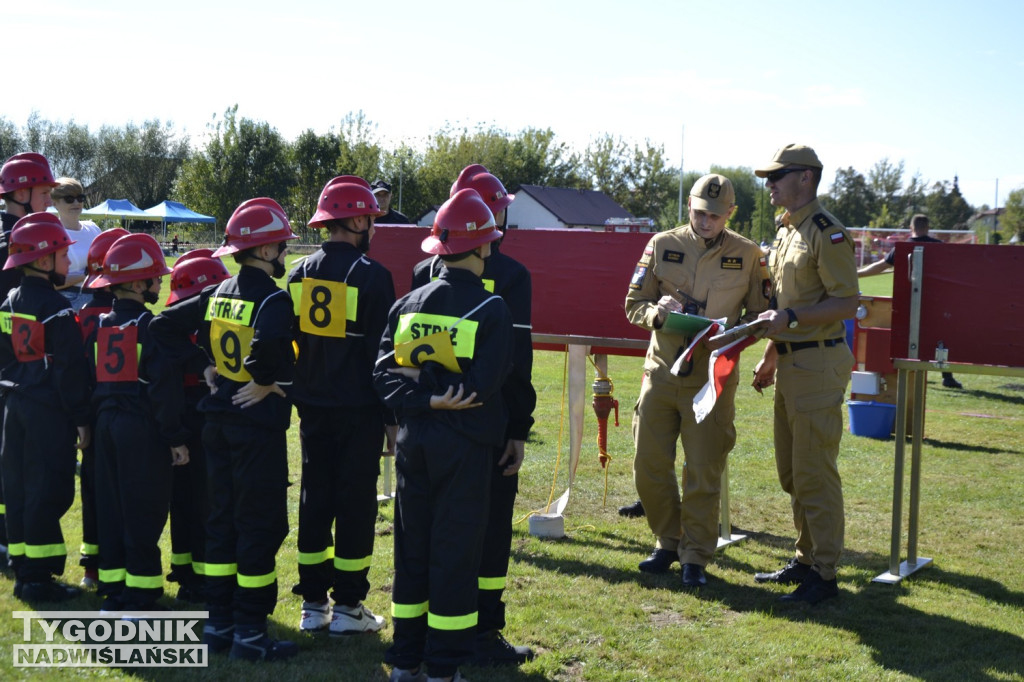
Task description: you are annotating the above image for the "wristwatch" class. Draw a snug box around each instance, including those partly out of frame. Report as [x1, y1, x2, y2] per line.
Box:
[784, 308, 799, 329]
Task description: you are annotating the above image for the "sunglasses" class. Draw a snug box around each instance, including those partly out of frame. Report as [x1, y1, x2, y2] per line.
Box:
[764, 168, 806, 183]
[60, 195, 87, 204]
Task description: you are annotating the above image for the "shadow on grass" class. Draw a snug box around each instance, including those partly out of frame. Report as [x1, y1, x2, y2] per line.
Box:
[515, 527, 1024, 681]
[920, 438, 1023, 455]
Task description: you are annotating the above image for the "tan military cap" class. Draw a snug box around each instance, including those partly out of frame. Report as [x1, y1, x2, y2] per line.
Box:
[689, 173, 735, 215]
[754, 144, 823, 177]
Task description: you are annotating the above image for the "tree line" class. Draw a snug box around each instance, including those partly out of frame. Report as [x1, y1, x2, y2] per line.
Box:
[5, 107, 1016, 241]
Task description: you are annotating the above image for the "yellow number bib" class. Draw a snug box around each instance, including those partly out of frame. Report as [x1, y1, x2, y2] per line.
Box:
[210, 317, 254, 382]
[394, 330, 461, 374]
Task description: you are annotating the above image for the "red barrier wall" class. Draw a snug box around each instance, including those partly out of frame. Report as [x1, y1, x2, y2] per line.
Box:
[890, 242, 1024, 367]
[371, 226, 653, 357]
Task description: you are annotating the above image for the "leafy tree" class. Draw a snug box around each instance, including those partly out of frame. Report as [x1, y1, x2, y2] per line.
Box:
[924, 177, 973, 230]
[902, 172, 928, 222]
[174, 105, 291, 225]
[0, 117, 24, 161]
[868, 158, 904, 226]
[289, 128, 341, 227]
[822, 167, 874, 226]
[92, 120, 188, 209]
[999, 187, 1024, 242]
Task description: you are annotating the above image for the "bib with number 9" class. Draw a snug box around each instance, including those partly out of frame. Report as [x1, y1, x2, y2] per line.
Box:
[210, 317, 254, 382]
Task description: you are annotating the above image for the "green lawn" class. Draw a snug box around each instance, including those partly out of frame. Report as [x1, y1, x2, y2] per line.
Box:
[2, 263, 1022, 681]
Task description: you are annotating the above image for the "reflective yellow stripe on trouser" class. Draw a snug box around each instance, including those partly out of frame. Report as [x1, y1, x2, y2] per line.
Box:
[171, 552, 192, 567]
[334, 555, 372, 572]
[428, 610, 478, 631]
[81, 543, 99, 556]
[99, 568, 126, 583]
[237, 569, 277, 589]
[392, 601, 429, 620]
[478, 576, 506, 591]
[205, 563, 238, 577]
[297, 548, 333, 565]
[24, 543, 67, 559]
[126, 573, 164, 589]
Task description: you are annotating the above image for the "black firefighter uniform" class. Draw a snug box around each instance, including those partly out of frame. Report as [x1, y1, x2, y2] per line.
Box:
[374, 267, 513, 676]
[626, 224, 769, 566]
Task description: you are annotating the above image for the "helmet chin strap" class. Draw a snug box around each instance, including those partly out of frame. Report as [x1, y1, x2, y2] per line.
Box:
[24, 262, 67, 287]
[250, 243, 286, 278]
[8, 187, 35, 216]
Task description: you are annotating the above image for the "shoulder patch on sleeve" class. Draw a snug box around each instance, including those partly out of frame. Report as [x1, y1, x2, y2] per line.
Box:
[629, 264, 648, 290]
[639, 245, 654, 265]
[813, 213, 834, 230]
[829, 231, 845, 245]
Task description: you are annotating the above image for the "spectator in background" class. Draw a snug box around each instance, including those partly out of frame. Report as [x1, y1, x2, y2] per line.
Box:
[371, 180, 412, 224]
[857, 214, 962, 389]
[51, 177, 102, 311]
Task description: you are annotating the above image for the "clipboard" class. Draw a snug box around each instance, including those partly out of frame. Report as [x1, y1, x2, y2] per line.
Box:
[663, 312, 716, 335]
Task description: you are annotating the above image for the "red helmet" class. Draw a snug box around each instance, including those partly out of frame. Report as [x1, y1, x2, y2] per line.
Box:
[325, 175, 372, 191]
[173, 248, 215, 266]
[212, 197, 297, 257]
[421, 189, 502, 256]
[166, 255, 231, 304]
[308, 179, 381, 228]
[450, 164, 514, 213]
[0, 153, 58, 194]
[88, 233, 173, 288]
[4, 212, 75, 270]
[82, 227, 131, 287]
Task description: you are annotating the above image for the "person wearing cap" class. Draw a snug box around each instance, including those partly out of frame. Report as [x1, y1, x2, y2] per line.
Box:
[371, 180, 412, 224]
[84, 233, 177, 613]
[374, 188, 514, 682]
[857, 214, 962, 389]
[750, 144, 858, 605]
[0, 212, 91, 603]
[625, 174, 770, 589]
[0, 153, 59, 563]
[411, 164, 537, 666]
[149, 198, 299, 662]
[286, 176, 395, 636]
[51, 177, 102, 311]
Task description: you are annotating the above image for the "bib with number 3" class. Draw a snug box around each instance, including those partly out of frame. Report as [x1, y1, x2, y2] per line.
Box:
[210, 317, 254, 382]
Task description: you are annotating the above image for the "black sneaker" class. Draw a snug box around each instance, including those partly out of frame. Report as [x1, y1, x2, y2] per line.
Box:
[202, 622, 235, 654]
[942, 374, 963, 389]
[778, 570, 839, 605]
[754, 558, 812, 584]
[471, 630, 535, 666]
[229, 630, 299, 662]
[617, 500, 645, 518]
[14, 580, 81, 603]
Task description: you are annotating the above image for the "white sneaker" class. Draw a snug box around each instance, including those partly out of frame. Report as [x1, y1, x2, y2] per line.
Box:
[330, 602, 385, 635]
[389, 667, 427, 682]
[299, 600, 332, 631]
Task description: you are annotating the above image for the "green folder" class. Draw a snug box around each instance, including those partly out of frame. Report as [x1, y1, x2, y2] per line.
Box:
[662, 312, 715, 335]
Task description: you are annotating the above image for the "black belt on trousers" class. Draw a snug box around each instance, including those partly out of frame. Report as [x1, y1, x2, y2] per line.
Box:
[776, 338, 844, 355]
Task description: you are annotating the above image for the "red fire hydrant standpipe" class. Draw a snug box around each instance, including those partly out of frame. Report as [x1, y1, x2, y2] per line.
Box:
[591, 372, 619, 505]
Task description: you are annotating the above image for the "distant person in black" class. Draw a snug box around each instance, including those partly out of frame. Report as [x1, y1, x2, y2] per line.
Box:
[371, 180, 411, 224]
[858, 214, 962, 389]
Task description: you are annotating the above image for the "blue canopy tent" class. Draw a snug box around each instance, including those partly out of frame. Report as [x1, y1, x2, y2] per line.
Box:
[80, 198, 154, 221]
[142, 200, 217, 238]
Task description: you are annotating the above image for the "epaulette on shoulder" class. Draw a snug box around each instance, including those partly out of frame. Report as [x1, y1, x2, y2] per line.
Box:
[813, 213, 834, 230]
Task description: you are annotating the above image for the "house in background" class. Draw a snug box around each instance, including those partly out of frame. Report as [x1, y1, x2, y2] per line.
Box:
[509, 185, 636, 230]
[415, 184, 647, 231]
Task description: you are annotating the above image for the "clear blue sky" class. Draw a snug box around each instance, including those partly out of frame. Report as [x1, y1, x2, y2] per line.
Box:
[11, 0, 1022, 208]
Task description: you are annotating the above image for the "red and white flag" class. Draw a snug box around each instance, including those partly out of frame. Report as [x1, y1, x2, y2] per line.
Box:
[693, 334, 759, 423]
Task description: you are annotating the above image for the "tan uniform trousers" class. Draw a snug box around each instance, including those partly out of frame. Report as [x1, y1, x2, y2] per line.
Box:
[773, 342, 853, 581]
[632, 369, 737, 566]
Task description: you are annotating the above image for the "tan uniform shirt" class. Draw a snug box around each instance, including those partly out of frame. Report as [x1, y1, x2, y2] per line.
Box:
[767, 199, 858, 342]
[626, 224, 769, 386]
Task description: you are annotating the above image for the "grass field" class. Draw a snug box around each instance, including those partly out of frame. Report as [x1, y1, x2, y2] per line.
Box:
[3, 266, 1023, 681]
